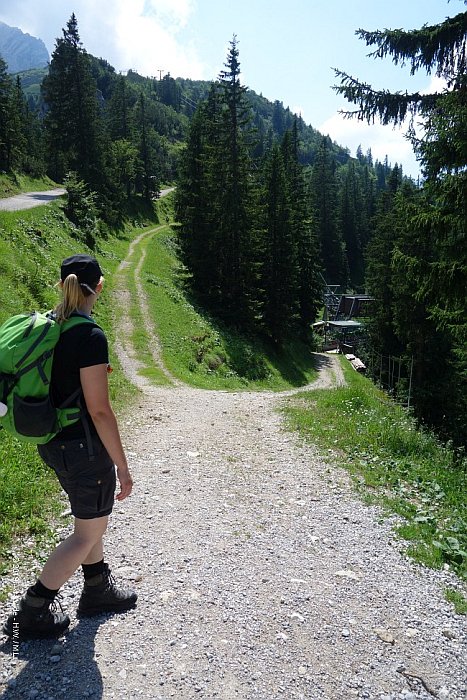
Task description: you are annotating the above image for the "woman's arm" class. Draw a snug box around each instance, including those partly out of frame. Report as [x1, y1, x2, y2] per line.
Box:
[80, 363, 133, 501]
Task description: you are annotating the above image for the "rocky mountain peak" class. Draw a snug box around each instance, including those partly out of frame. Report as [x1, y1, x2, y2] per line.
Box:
[0, 21, 49, 73]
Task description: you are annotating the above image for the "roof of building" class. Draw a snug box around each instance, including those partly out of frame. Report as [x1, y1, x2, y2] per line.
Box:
[327, 320, 362, 329]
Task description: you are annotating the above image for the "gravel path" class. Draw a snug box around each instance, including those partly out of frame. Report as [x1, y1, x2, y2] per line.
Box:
[0, 186, 172, 212]
[0, 189, 66, 211]
[1, 227, 465, 700]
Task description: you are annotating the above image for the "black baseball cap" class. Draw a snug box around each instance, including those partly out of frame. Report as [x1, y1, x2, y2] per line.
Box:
[61, 254, 102, 294]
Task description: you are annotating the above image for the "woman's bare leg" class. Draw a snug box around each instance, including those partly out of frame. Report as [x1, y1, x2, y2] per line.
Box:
[39, 516, 108, 590]
[82, 539, 105, 566]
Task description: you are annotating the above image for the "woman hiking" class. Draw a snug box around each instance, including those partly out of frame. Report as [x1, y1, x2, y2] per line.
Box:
[3, 254, 137, 640]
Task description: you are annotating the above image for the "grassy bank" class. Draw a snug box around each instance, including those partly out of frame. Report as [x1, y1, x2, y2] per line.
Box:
[0, 172, 59, 198]
[282, 359, 467, 611]
[0, 199, 141, 578]
[137, 214, 319, 390]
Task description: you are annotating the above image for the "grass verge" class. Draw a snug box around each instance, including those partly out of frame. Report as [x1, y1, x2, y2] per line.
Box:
[0, 200, 141, 577]
[445, 587, 467, 615]
[282, 357, 467, 609]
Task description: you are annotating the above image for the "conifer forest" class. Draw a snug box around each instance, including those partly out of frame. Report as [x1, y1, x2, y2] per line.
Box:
[1, 10, 466, 447]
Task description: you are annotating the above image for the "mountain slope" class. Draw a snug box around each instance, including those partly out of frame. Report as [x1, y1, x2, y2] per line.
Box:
[0, 21, 49, 73]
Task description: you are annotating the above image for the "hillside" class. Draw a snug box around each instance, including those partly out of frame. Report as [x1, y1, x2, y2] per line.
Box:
[14, 56, 349, 169]
[0, 17, 342, 167]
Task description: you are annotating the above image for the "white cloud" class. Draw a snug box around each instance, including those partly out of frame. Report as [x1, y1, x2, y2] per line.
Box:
[317, 73, 453, 179]
[422, 75, 447, 95]
[0, 0, 206, 80]
[79, 0, 205, 79]
[319, 112, 419, 175]
[104, 1, 204, 79]
[140, 0, 194, 29]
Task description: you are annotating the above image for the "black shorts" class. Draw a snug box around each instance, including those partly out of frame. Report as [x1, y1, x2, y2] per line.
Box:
[38, 436, 116, 519]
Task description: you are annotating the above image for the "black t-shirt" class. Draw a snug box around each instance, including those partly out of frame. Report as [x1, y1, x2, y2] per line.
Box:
[51, 313, 109, 440]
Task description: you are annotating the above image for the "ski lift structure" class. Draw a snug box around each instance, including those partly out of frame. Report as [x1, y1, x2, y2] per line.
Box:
[314, 276, 374, 363]
[315, 279, 414, 404]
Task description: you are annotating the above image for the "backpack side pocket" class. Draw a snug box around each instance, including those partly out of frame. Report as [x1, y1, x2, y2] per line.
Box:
[13, 394, 58, 437]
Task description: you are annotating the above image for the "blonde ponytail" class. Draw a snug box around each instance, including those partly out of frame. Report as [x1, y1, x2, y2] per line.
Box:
[54, 274, 88, 322]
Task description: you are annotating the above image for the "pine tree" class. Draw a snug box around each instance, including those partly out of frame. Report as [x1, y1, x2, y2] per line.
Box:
[365, 172, 406, 361]
[309, 135, 347, 287]
[16, 79, 45, 176]
[134, 92, 160, 201]
[42, 14, 105, 186]
[281, 121, 322, 337]
[8, 78, 29, 171]
[338, 159, 372, 289]
[157, 74, 181, 111]
[334, 9, 467, 126]
[272, 100, 286, 137]
[177, 38, 260, 327]
[176, 89, 224, 301]
[261, 144, 298, 343]
[335, 1, 467, 443]
[216, 36, 259, 323]
[109, 138, 138, 200]
[106, 74, 133, 141]
[0, 57, 13, 170]
[334, 2, 467, 338]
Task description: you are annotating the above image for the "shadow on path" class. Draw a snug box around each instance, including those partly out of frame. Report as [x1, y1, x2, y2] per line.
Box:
[28, 193, 63, 203]
[0, 617, 107, 700]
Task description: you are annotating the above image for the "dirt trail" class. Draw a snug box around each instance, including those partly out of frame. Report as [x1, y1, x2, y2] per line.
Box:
[114, 225, 344, 394]
[115, 226, 181, 388]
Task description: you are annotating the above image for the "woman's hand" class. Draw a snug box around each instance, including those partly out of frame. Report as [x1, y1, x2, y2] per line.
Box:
[116, 465, 133, 501]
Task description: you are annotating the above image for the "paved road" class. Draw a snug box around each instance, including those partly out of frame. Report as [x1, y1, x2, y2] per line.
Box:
[0, 188, 66, 211]
[0, 186, 174, 212]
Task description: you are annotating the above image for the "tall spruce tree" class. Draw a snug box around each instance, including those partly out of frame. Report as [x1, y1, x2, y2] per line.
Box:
[335, 1, 467, 443]
[134, 92, 160, 201]
[0, 57, 12, 170]
[338, 159, 369, 289]
[216, 36, 259, 324]
[177, 38, 260, 327]
[106, 74, 133, 141]
[281, 121, 322, 337]
[365, 170, 407, 361]
[176, 89, 224, 301]
[309, 135, 347, 288]
[42, 14, 105, 186]
[334, 3, 467, 336]
[0, 66, 41, 173]
[7, 78, 28, 171]
[261, 145, 298, 343]
[15, 77, 45, 176]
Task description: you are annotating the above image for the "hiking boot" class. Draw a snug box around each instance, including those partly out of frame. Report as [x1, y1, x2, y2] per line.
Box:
[77, 564, 137, 617]
[2, 593, 70, 640]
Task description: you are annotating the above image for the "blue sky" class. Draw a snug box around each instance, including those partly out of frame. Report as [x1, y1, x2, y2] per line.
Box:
[0, 0, 461, 176]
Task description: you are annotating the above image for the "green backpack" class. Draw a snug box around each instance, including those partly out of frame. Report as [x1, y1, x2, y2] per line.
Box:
[0, 311, 96, 444]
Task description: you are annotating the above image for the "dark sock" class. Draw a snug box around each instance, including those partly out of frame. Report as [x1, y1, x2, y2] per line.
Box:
[28, 580, 59, 601]
[82, 559, 105, 581]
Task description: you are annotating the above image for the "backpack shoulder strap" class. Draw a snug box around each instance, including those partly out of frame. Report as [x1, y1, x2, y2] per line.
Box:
[15, 312, 57, 369]
[59, 313, 101, 334]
